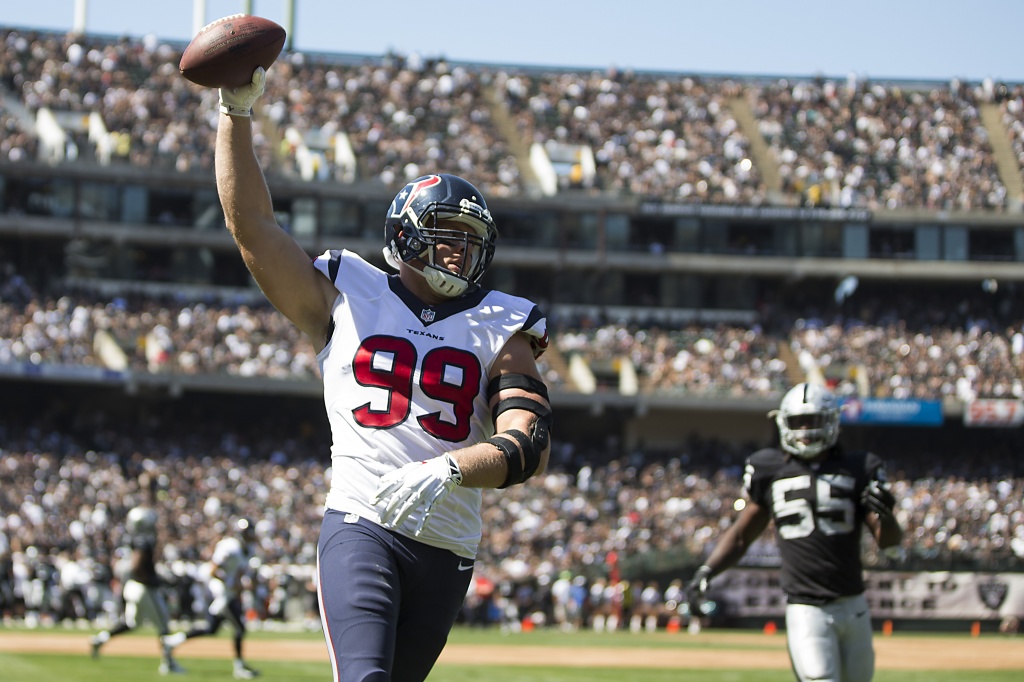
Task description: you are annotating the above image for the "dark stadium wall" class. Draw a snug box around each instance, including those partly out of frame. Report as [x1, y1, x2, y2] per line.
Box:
[621, 407, 776, 450]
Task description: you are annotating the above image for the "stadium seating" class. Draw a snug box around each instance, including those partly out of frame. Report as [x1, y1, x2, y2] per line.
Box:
[2, 27, 1022, 209]
[0, 24, 1022, 633]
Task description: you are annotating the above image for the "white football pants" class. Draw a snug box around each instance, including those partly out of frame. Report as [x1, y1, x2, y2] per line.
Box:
[122, 579, 171, 632]
[785, 593, 875, 682]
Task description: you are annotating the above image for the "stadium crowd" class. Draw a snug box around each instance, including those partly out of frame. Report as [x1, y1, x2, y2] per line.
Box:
[0, 27, 1019, 209]
[754, 77, 1008, 210]
[497, 69, 766, 202]
[3, 270, 1021, 402]
[1, 24, 1024, 636]
[6, 275, 1019, 628]
[556, 320, 789, 396]
[552, 278, 1024, 401]
[1, 420, 1022, 632]
[998, 82, 1024, 193]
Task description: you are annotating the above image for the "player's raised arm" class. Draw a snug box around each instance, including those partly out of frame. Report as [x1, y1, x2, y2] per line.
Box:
[216, 70, 337, 349]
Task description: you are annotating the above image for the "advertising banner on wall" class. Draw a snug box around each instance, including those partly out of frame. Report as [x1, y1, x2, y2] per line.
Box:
[838, 398, 943, 426]
[963, 399, 1024, 427]
[712, 569, 1024, 620]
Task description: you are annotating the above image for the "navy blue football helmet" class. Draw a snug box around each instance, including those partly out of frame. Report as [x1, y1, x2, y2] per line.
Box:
[383, 174, 497, 298]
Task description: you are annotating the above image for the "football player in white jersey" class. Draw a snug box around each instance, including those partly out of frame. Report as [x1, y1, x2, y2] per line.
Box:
[163, 518, 260, 679]
[215, 70, 552, 681]
[684, 383, 903, 682]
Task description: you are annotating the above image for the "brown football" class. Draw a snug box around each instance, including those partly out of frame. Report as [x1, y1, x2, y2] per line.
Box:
[179, 14, 286, 88]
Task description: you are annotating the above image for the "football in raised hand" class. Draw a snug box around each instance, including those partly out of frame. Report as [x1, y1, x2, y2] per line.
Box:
[179, 14, 286, 88]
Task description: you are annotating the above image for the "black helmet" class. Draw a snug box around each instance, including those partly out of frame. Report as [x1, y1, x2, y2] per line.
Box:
[383, 174, 497, 297]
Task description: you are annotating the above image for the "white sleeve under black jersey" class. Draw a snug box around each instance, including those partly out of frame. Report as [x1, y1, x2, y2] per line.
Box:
[744, 446, 885, 604]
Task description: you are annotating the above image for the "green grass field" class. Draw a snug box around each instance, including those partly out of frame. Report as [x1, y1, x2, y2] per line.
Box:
[0, 626, 1020, 681]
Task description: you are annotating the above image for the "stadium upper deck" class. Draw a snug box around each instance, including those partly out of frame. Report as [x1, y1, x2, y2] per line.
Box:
[0, 25, 1023, 448]
[2, 26, 1023, 303]
[1, 26, 1021, 211]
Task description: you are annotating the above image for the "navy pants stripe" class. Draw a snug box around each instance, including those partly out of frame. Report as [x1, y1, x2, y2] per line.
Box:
[317, 510, 473, 682]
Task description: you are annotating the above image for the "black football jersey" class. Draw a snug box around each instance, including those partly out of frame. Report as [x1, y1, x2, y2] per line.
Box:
[743, 446, 888, 604]
[128, 534, 160, 586]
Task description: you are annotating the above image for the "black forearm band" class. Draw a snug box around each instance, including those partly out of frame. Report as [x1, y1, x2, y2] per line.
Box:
[503, 428, 536, 481]
[490, 435, 522, 489]
[525, 421, 548, 480]
[493, 428, 543, 488]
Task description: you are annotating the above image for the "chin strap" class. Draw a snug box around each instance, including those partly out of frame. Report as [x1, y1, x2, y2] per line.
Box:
[382, 246, 403, 271]
[422, 267, 469, 297]
[383, 245, 469, 298]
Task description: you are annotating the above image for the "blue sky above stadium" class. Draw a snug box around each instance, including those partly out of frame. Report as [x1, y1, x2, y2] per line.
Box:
[3, 0, 1021, 83]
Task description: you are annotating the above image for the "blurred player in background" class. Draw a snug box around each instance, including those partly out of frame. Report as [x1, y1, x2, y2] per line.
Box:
[212, 67, 552, 682]
[685, 382, 903, 682]
[633, 580, 663, 633]
[90, 474, 184, 675]
[164, 517, 260, 679]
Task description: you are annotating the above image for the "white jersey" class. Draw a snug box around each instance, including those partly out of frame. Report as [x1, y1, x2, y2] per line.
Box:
[206, 537, 249, 593]
[313, 249, 548, 559]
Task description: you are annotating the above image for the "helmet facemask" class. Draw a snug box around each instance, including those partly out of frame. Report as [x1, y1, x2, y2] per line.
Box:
[771, 383, 840, 459]
[384, 175, 497, 299]
[414, 212, 494, 298]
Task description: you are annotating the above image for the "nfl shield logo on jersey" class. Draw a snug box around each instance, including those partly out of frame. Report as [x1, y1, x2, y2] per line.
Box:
[420, 308, 436, 323]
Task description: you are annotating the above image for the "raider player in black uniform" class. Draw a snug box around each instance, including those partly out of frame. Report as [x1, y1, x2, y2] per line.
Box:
[686, 383, 902, 682]
[90, 500, 184, 675]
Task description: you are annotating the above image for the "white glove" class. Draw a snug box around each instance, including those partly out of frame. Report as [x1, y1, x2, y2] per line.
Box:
[371, 454, 462, 535]
[219, 66, 266, 117]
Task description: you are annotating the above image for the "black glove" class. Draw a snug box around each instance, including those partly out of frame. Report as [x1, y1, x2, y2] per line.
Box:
[685, 565, 713, 609]
[861, 480, 896, 520]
